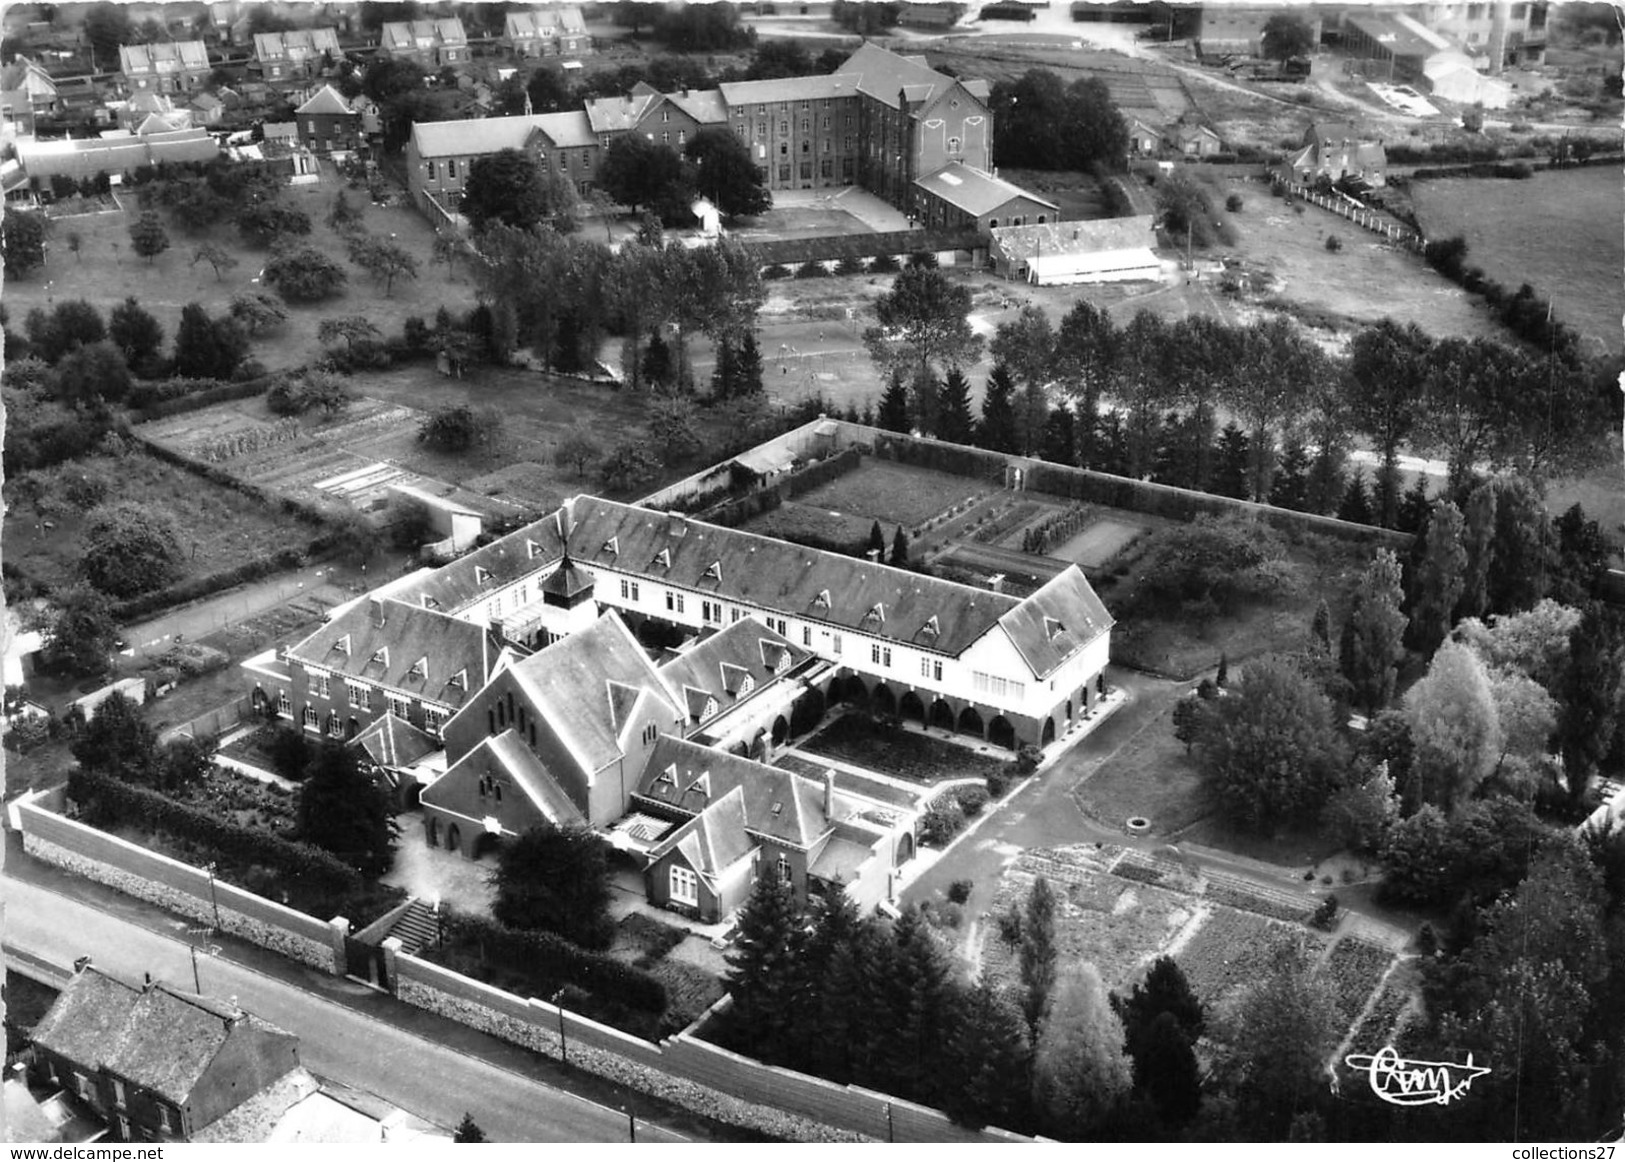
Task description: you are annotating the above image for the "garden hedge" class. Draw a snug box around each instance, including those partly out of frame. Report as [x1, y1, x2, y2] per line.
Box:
[445, 912, 669, 1013]
[68, 766, 362, 898]
[109, 538, 330, 621]
[128, 375, 274, 422]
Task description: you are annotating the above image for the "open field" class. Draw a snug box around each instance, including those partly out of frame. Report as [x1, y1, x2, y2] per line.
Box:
[740, 500, 877, 549]
[3, 449, 319, 597]
[1071, 701, 1212, 835]
[1409, 166, 1624, 354]
[728, 204, 875, 243]
[796, 461, 990, 529]
[1, 169, 479, 374]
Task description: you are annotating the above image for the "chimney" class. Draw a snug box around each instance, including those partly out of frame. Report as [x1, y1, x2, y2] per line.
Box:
[866, 548, 881, 562]
[73, 956, 92, 974]
[987, 572, 1006, 594]
[370, 597, 386, 627]
[823, 769, 835, 817]
[143, 972, 153, 989]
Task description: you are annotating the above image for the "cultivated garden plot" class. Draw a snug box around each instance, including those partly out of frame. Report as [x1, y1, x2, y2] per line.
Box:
[798, 713, 1017, 787]
[795, 461, 990, 531]
[741, 501, 879, 552]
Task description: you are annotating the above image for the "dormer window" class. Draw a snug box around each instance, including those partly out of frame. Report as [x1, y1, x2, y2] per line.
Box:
[652, 548, 671, 570]
[691, 772, 711, 798]
[703, 560, 722, 584]
[369, 647, 389, 668]
[526, 539, 542, 559]
[703, 696, 719, 719]
[774, 651, 791, 675]
[654, 763, 677, 790]
[921, 615, 940, 642]
[448, 668, 468, 691]
[475, 565, 493, 586]
[812, 589, 831, 613]
[602, 536, 619, 556]
[332, 633, 351, 655]
[1044, 616, 1065, 640]
[421, 595, 441, 610]
[863, 603, 886, 627]
[409, 657, 428, 681]
[740, 674, 755, 696]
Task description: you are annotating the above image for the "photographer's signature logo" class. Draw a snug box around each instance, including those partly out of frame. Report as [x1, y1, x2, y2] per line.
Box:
[1343, 1047, 1490, 1106]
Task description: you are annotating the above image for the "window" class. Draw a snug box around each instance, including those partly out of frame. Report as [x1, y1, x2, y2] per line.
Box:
[277, 689, 291, 716]
[347, 682, 371, 710]
[770, 617, 787, 635]
[871, 643, 892, 667]
[832, 633, 843, 656]
[702, 600, 722, 624]
[800, 161, 812, 179]
[327, 713, 344, 738]
[776, 853, 793, 883]
[678, 130, 685, 144]
[843, 157, 855, 180]
[112, 1078, 126, 1109]
[665, 592, 685, 615]
[661, 130, 670, 145]
[801, 141, 810, 154]
[447, 159, 457, 179]
[643, 722, 658, 745]
[662, 109, 670, 122]
[424, 707, 447, 738]
[779, 163, 790, 181]
[973, 671, 1025, 701]
[780, 142, 789, 156]
[821, 115, 830, 129]
[779, 120, 789, 135]
[801, 119, 810, 132]
[312, 673, 331, 699]
[670, 864, 698, 905]
[303, 704, 319, 729]
[921, 657, 943, 682]
[803, 626, 812, 647]
[821, 158, 832, 177]
[157, 1105, 172, 1133]
[845, 135, 855, 152]
[75, 1073, 92, 1100]
[387, 693, 411, 719]
[736, 124, 745, 139]
[560, 151, 569, 169]
[948, 136, 961, 153]
[426, 160, 437, 180]
[757, 122, 767, 138]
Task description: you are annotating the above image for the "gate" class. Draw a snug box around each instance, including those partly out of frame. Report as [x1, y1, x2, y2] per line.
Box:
[343, 934, 390, 991]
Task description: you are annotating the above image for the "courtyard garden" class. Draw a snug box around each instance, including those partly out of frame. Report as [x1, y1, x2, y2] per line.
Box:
[795, 461, 989, 531]
[799, 712, 1017, 787]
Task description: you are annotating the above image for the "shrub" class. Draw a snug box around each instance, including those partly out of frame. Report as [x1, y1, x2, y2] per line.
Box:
[869, 253, 900, 273]
[947, 878, 973, 904]
[1225, 193, 1244, 212]
[956, 785, 991, 817]
[267, 724, 312, 780]
[834, 256, 867, 276]
[1325, 235, 1342, 252]
[442, 912, 668, 1013]
[794, 261, 829, 279]
[1310, 894, 1340, 931]
[1014, 744, 1044, 775]
[919, 801, 967, 846]
[761, 263, 791, 280]
[987, 770, 1012, 798]
[907, 250, 939, 269]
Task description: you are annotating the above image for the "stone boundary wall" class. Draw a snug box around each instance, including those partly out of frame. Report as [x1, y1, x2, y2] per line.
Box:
[15, 796, 344, 975]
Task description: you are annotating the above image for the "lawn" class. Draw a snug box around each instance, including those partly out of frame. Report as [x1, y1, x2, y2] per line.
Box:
[740, 500, 877, 551]
[2, 172, 479, 375]
[727, 205, 875, 243]
[1409, 166, 1623, 354]
[3, 449, 322, 599]
[802, 712, 1015, 785]
[1050, 517, 1148, 569]
[795, 460, 989, 529]
[1070, 701, 1213, 836]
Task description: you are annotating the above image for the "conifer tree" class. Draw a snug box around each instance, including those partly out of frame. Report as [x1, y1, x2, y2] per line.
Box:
[867, 520, 885, 559]
[1032, 965, 1132, 1139]
[1019, 876, 1058, 1037]
[1306, 439, 1346, 516]
[1216, 652, 1230, 688]
[1138, 1011, 1202, 1127]
[1395, 474, 1431, 534]
[878, 370, 911, 433]
[724, 872, 804, 1059]
[978, 363, 1019, 452]
[1457, 479, 1498, 621]
[453, 1113, 487, 1142]
[1310, 599, 1333, 653]
[1211, 423, 1251, 499]
[936, 365, 976, 444]
[887, 907, 954, 1104]
[1270, 435, 1311, 511]
[709, 333, 738, 398]
[735, 329, 764, 397]
[890, 527, 910, 568]
[1485, 476, 1551, 616]
[944, 977, 1033, 1132]
[1407, 499, 1466, 657]
[1040, 404, 1076, 467]
[1337, 467, 1373, 525]
[1339, 549, 1408, 715]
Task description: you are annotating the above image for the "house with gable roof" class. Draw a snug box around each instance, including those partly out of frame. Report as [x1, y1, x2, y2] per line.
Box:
[1282, 119, 1388, 188]
[378, 18, 469, 67]
[505, 5, 591, 58]
[405, 108, 601, 213]
[655, 616, 816, 754]
[253, 28, 341, 83]
[989, 216, 1160, 284]
[119, 40, 212, 95]
[294, 84, 361, 153]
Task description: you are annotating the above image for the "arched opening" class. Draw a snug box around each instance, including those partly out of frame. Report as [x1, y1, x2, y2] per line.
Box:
[831, 675, 866, 706]
[895, 831, 915, 866]
[871, 683, 896, 718]
[346, 716, 360, 740]
[1041, 717, 1056, 746]
[472, 832, 500, 861]
[1037, 214, 1047, 224]
[732, 743, 750, 758]
[789, 687, 826, 736]
[988, 217, 999, 229]
[1066, 698, 1074, 724]
[989, 715, 1017, 750]
[930, 699, 956, 731]
[771, 715, 789, 746]
[899, 690, 926, 725]
[958, 706, 984, 738]
[750, 732, 770, 762]
[1097, 673, 1107, 697]
[252, 687, 269, 715]
[446, 824, 462, 854]
[426, 817, 440, 847]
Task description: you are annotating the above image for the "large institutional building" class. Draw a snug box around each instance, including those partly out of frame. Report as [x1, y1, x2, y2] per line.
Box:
[406, 42, 1058, 234]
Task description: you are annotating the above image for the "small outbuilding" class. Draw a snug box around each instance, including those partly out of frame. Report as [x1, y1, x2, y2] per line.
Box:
[990, 215, 1160, 284]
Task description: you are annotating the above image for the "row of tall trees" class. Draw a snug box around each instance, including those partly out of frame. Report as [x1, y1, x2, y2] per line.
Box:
[988, 69, 1129, 172]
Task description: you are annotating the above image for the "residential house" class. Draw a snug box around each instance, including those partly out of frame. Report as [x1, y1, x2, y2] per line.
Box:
[243, 592, 511, 745]
[0, 91, 37, 140]
[423, 609, 683, 854]
[294, 84, 362, 153]
[990, 216, 1160, 284]
[405, 109, 600, 212]
[188, 90, 225, 125]
[29, 964, 302, 1143]
[585, 84, 728, 160]
[253, 28, 342, 83]
[378, 19, 470, 68]
[1282, 119, 1388, 187]
[1126, 116, 1162, 157]
[914, 161, 1059, 234]
[118, 40, 212, 95]
[388, 492, 1115, 750]
[633, 737, 906, 920]
[1168, 122, 1223, 158]
[504, 6, 591, 58]
[0, 56, 59, 117]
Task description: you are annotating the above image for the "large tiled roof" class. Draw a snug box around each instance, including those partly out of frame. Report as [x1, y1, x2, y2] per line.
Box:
[285, 598, 500, 708]
[16, 128, 219, 180]
[666, 89, 728, 125]
[507, 6, 587, 37]
[650, 785, 755, 878]
[584, 92, 656, 133]
[295, 85, 355, 116]
[353, 712, 440, 770]
[119, 40, 209, 74]
[718, 73, 862, 108]
[837, 42, 959, 109]
[411, 111, 594, 157]
[381, 18, 467, 49]
[657, 618, 808, 729]
[31, 968, 296, 1106]
[996, 565, 1114, 680]
[528, 110, 596, 148]
[504, 610, 678, 774]
[253, 28, 340, 60]
[990, 215, 1156, 263]
[915, 161, 1058, 217]
[423, 730, 586, 828]
[636, 735, 835, 849]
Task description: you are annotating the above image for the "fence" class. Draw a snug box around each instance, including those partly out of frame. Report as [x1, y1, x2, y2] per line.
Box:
[159, 694, 254, 745]
[10, 790, 347, 975]
[1273, 177, 1422, 249]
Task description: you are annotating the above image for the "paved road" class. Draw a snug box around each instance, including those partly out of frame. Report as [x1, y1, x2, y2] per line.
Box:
[3, 876, 686, 1144]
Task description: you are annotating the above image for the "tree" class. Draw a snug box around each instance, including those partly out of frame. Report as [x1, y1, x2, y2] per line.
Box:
[599, 436, 660, 493]
[1260, 11, 1316, 59]
[55, 341, 132, 408]
[347, 234, 420, 295]
[1319, 760, 1399, 852]
[863, 266, 982, 386]
[1032, 964, 1132, 1139]
[462, 148, 578, 233]
[598, 134, 688, 216]
[418, 404, 500, 453]
[158, 735, 216, 795]
[41, 584, 118, 679]
[1193, 655, 1348, 830]
[84, 1, 134, 66]
[1454, 598, 1581, 692]
[107, 297, 165, 374]
[1549, 503, 1613, 606]
[1053, 302, 1116, 469]
[936, 365, 976, 444]
[1339, 549, 1408, 715]
[3, 207, 47, 277]
[1347, 320, 1431, 527]
[1407, 500, 1467, 657]
[1114, 956, 1205, 1088]
[990, 305, 1056, 406]
[80, 501, 184, 598]
[686, 128, 771, 218]
[866, 520, 886, 561]
[1418, 337, 1519, 497]
[990, 69, 1127, 171]
[1019, 876, 1059, 1037]
[555, 419, 604, 480]
[1156, 172, 1222, 247]
[263, 244, 347, 301]
[228, 291, 288, 337]
[725, 871, 804, 1057]
[318, 315, 383, 355]
[489, 823, 614, 948]
[127, 211, 170, 264]
[173, 303, 249, 380]
[1485, 476, 1551, 616]
[236, 201, 313, 247]
[1396, 474, 1432, 534]
[977, 363, 1018, 451]
[452, 1114, 486, 1143]
[1210, 422, 1251, 499]
[1457, 479, 1498, 622]
[877, 370, 911, 433]
[29, 300, 105, 364]
[1216, 946, 1340, 1136]
[70, 691, 159, 785]
[1404, 638, 1503, 812]
[1483, 667, 1558, 798]
[295, 741, 396, 878]
[646, 394, 704, 466]
[889, 527, 911, 569]
[943, 978, 1033, 1132]
[1555, 606, 1625, 810]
